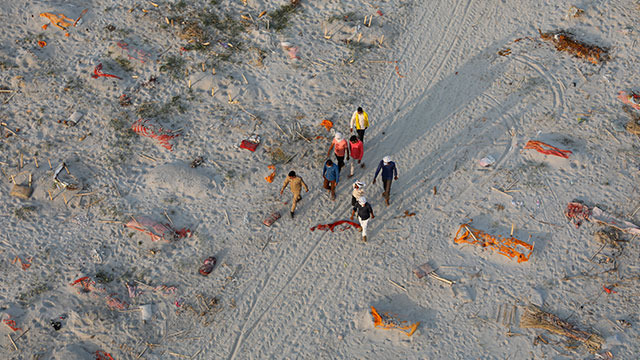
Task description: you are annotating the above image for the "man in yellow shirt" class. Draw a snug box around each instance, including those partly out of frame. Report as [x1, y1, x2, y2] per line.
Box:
[350, 107, 369, 143]
[280, 171, 309, 218]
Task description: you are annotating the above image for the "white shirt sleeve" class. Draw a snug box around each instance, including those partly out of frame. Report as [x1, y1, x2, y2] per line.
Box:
[350, 111, 357, 129]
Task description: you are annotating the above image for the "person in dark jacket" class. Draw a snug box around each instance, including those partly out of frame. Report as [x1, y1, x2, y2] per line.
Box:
[350, 196, 374, 242]
[322, 159, 340, 201]
[372, 156, 398, 206]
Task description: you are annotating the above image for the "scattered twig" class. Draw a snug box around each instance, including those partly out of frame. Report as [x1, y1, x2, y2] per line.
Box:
[7, 334, 18, 351]
[168, 351, 189, 358]
[224, 210, 231, 226]
[387, 279, 407, 292]
[139, 153, 156, 162]
[136, 344, 148, 359]
[164, 210, 174, 226]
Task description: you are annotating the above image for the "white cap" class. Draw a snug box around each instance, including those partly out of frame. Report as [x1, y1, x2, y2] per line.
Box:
[383, 156, 391, 164]
[334, 132, 343, 141]
[358, 196, 367, 205]
[354, 180, 366, 188]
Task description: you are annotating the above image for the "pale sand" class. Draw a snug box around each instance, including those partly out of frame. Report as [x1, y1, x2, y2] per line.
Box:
[1, 0, 639, 359]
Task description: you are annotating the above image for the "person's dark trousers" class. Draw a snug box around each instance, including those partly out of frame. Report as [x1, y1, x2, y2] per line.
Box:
[336, 155, 345, 172]
[356, 129, 366, 143]
[382, 179, 392, 200]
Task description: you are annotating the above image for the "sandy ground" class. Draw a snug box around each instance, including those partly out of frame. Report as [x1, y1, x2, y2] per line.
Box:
[1, 0, 640, 359]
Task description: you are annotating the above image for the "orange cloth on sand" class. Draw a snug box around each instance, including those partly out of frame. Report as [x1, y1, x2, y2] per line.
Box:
[40, 12, 75, 30]
[320, 119, 333, 131]
[265, 165, 276, 183]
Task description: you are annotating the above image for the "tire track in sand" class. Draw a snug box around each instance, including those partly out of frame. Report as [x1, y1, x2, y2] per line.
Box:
[228, 228, 333, 360]
[512, 54, 566, 118]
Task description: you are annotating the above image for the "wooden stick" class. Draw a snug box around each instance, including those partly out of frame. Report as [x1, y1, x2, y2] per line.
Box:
[631, 205, 640, 217]
[491, 186, 512, 197]
[33, 157, 38, 168]
[62, 192, 68, 206]
[242, 73, 248, 85]
[211, 87, 215, 96]
[64, 164, 70, 175]
[14, 328, 30, 341]
[19, 152, 23, 170]
[0, 89, 13, 93]
[8, 334, 18, 351]
[28, 173, 32, 187]
[47, 189, 53, 201]
[510, 223, 514, 236]
[388, 279, 407, 292]
[429, 273, 454, 285]
[164, 210, 174, 226]
[97, 219, 123, 224]
[3, 92, 17, 105]
[168, 351, 189, 358]
[224, 210, 231, 226]
[166, 330, 189, 338]
[47, 158, 52, 170]
[139, 153, 156, 162]
[74, 191, 97, 197]
[464, 225, 480, 242]
[191, 348, 203, 359]
[296, 131, 311, 143]
[85, 197, 104, 209]
[136, 344, 148, 359]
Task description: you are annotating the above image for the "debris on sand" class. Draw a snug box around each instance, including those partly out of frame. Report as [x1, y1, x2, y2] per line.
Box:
[539, 29, 608, 64]
[521, 305, 603, 353]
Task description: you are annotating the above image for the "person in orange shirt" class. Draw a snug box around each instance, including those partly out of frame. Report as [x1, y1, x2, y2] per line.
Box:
[327, 132, 349, 173]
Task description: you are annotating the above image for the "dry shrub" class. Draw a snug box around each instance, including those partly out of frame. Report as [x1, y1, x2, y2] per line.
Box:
[267, 147, 289, 164]
[594, 227, 621, 247]
[627, 118, 640, 135]
[539, 29, 608, 64]
[521, 305, 603, 353]
[179, 21, 205, 42]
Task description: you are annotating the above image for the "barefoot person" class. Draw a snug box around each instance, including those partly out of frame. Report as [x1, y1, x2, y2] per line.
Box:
[350, 196, 374, 242]
[372, 156, 398, 206]
[347, 135, 364, 178]
[322, 159, 340, 201]
[280, 171, 309, 218]
[350, 107, 369, 143]
[327, 132, 349, 173]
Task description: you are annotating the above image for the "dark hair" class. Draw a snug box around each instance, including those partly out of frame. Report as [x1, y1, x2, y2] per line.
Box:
[357, 107, 363, 113]
[288, 171, 296, 177]
[326, 159, 333, 166]
[350, 135, 358, 142]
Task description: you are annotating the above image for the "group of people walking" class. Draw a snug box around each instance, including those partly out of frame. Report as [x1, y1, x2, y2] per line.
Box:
[280, 107, 398, 242]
